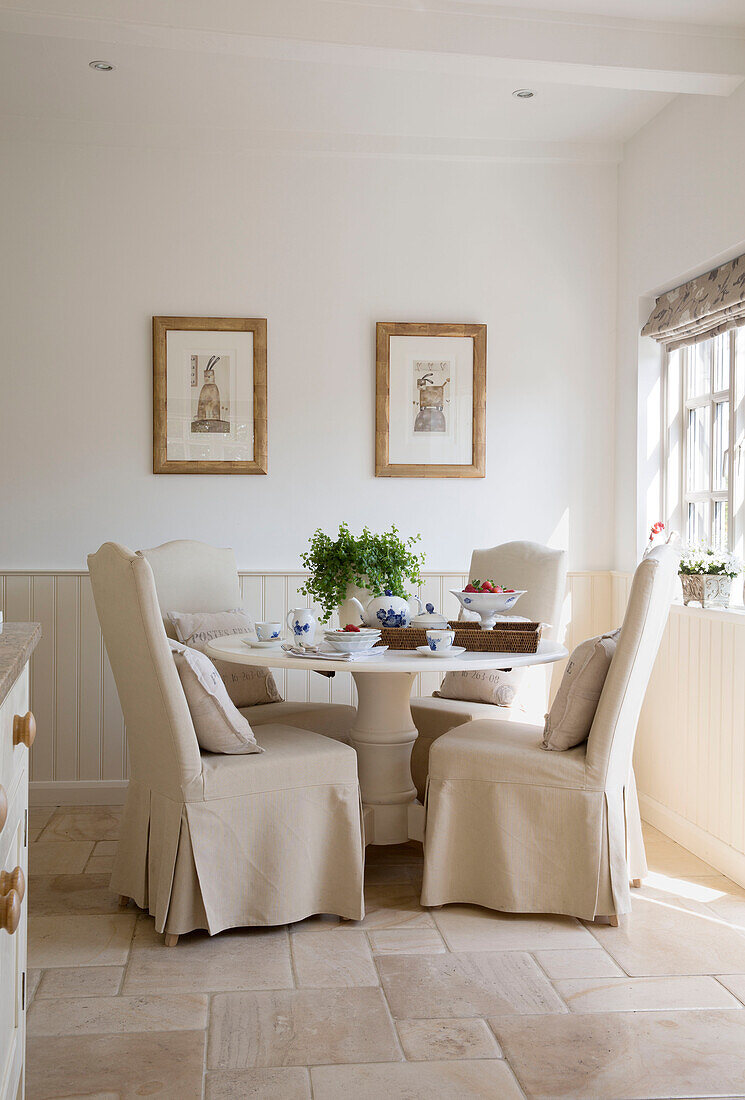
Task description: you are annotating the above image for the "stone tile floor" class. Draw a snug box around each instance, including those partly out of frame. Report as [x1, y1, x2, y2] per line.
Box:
[24, 806, 745, 1098]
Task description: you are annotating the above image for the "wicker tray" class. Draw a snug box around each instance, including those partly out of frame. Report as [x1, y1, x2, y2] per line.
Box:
[377, 621, 542, 653]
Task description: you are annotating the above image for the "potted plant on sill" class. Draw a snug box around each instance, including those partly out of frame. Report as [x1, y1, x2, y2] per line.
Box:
[679, 543, 742, 609]
[300, 523, 425, 624]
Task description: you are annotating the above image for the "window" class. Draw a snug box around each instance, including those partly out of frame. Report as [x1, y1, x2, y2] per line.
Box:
[662, 329, 744, 558]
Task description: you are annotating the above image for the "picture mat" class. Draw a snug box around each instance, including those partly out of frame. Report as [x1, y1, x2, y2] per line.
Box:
[165, 329, 254, 462]
[388, 335, 473, 465]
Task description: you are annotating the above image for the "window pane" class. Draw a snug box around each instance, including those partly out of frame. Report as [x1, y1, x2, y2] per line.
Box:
[686, 405, 710, 492]
[713, 399, 729, 491]
[687, 501, 708, 546]
[713, 332, 730, 391]
[713, 501, 729, 550]
[687, 342, 711, 398]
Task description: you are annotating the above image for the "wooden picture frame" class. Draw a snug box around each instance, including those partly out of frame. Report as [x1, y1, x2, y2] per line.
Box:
[375, 321, 486, 478]
[153, 315, 267, 474]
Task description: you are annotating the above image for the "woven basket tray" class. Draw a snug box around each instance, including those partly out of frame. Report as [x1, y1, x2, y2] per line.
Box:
[377, 621, 542, 653]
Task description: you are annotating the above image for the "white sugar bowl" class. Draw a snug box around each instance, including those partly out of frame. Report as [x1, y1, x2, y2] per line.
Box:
[411, 602, 449, 629]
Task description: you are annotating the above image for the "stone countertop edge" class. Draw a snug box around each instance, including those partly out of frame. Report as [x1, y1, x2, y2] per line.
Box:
[0, 622, 41, 708]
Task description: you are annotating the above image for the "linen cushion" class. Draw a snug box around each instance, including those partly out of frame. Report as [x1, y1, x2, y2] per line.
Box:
[168, 609, 282, 708]
[168, 640, 262, 755]
[434, 667, 524, 708]
[543, 629, 620, 751]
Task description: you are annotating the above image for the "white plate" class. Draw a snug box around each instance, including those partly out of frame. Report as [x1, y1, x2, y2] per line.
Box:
[241, 638, 283, 650]
[415, 645, 467, 659]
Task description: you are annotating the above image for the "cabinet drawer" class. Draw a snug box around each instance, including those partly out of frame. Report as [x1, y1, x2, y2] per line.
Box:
[0, 777, 26, 1100]
[0, 667, 30, 808]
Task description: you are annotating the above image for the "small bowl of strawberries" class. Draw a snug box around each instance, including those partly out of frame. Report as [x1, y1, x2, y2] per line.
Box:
[450, 580, 527, 630]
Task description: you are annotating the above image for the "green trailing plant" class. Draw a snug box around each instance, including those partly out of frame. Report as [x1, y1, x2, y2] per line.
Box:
[300, 523, 425, 622]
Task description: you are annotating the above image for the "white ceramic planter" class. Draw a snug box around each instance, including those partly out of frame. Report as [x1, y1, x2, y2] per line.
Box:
[680, 573, 732, 609]
[338, 583, 372, 627]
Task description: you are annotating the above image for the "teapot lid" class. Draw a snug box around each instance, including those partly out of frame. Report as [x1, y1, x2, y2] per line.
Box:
[411, 602, 448, 628]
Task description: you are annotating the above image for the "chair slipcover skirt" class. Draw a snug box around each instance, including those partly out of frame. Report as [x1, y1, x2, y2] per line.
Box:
[420, 720, 647, 921]
[111, 724, 365, 936]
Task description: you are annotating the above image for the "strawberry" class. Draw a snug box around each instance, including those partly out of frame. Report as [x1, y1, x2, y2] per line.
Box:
[481, 582, 494, 592]
[504, 588, 515, 593]
[463, 583, 477, 593]
[343, 624, 361, 632]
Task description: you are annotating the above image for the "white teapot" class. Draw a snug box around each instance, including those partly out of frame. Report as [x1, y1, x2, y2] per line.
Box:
[348, 589, 423, 629]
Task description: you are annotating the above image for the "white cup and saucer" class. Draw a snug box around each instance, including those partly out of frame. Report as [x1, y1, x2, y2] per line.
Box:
[243, 622, 284, 649]
[416, 629, 466, 659]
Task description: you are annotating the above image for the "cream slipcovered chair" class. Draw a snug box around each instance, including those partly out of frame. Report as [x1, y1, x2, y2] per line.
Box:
[140, 539, 356, 742]
[410, 541, 567, 799]
[421, 543, 678, 923]
[88, 543, 364, 944]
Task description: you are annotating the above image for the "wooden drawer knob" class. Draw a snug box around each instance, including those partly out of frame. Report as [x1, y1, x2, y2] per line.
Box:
[0, 787, 6, 833]
[13, 712, 36, 749]
[0, 868, 24, 903]
[0, 890, 20, 935]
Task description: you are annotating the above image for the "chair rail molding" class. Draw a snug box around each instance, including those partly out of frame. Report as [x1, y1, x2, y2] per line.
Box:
[1, 568, 614, 805]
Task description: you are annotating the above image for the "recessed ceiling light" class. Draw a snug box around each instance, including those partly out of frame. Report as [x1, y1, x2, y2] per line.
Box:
[89, 60, 115, 72]
[512, 88, 535, 99]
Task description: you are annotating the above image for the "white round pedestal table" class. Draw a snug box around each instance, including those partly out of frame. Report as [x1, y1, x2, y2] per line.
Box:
[205, 638, 568, 846]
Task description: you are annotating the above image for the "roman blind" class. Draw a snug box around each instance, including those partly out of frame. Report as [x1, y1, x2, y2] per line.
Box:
[641, 253, 745, 350]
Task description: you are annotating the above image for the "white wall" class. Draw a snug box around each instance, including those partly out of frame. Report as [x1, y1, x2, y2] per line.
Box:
[0, 141, 617, 573]
[616, 81, 745, 570]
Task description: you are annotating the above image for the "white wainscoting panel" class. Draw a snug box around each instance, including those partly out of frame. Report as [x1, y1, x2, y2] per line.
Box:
[0, 569, 610, 803]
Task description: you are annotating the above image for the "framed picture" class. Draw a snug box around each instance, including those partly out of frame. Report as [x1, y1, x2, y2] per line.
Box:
[153, 316, 267, 474]
[375, 321, 486, 477]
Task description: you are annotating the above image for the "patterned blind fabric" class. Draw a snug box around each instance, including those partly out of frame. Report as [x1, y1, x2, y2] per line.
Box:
[641, 253, 745, 350]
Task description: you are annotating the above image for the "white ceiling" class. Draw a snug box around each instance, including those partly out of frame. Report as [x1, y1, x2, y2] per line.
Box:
[1, 0, 743, 160]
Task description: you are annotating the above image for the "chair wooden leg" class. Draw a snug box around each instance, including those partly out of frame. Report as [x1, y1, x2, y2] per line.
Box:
[164, 933, 179, 947]
[118, 895, 130, 909]
[631, 878, 642, 888]
[608, 915, 619, 927]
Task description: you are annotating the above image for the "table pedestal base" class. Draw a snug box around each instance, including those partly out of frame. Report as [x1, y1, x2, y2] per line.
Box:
[350, 670, 419, 845]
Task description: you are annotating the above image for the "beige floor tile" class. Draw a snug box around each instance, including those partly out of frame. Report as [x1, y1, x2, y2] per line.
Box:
[532, 947, 624, 979]
[85, 854, 115, 874]
[707, 893, 745, 930]
[27, 968, 42, 1006]
[29, 841, 93, 875]
[716, 974, 745, 1005]
[26, 1029, 205, 1099]
[434, 905, 594, 952]
[555, 975, 742, 1012]
[29, 993, 209, 1035]
[364, 862, 420, 886]
[292, 930, 378, 987]
[123, 921, 293, 993]
[28, 806, 56, 842]
[311, 1059, 524, 1099]
[206, 1068, 311, 1099]
[29, 914, 135, 968]
[29, 873, 120, 915]
[397, 1017, 502, 1061]
[587, 895, 745, 975]
[368, 928, 447, 955]
[39, 807, 121, 842]
[92, 840, 118, 857]
[208, 988, 401, 1068]
[491, 1009, 745, 1099]
[289, 913, 342, 933]
[347, 883, 435, 930]
[379, 951, 566, 1018]
[36, 966, 123, 998]
[643, 832, 716, 877]
[635, 871, 745, 906]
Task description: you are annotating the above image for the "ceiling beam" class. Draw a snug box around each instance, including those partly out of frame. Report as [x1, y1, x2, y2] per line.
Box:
[1, 0, 744, 95]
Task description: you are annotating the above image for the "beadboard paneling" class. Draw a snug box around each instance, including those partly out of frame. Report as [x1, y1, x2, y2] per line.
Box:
[0, 569, 609, 801]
